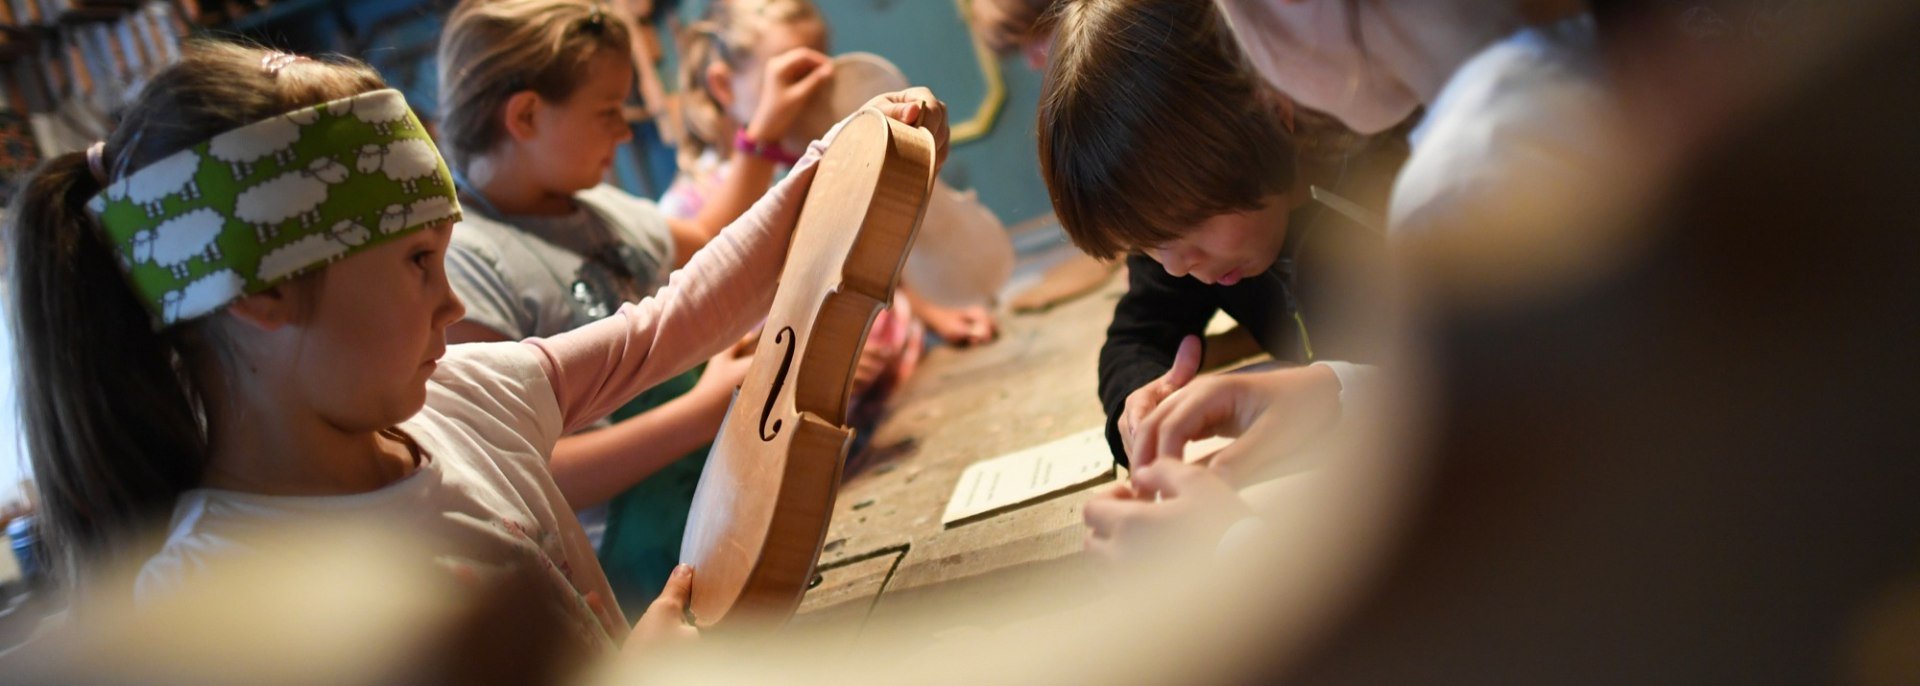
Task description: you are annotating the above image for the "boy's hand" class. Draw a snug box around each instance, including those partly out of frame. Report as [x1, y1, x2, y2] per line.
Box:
[747, 47, 835, 144]
[623, 564, 699, 657]
[1083, 460, 1253, 566]
[1120, 335, 1202, 464]
[864, 87, 950, 168]
[1132, 365, 1343, 484]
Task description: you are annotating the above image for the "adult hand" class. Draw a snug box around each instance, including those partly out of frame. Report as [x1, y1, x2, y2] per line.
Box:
[1132, 364, 1343, 484]
[1119, 335, 1202, 464]
[1082, 460, 1254, 566]
[745, 47, 835, 143]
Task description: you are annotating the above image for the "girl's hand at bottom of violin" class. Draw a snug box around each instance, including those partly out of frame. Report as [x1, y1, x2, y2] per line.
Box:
[863, 87, 950, 169]
[624, 564, 699, 657]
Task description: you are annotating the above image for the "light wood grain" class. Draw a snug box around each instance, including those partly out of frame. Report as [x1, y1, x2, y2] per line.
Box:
[681, 109, 938, 629]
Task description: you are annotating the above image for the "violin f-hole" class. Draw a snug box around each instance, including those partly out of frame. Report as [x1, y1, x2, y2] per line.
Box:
[758, 326, 798, 442]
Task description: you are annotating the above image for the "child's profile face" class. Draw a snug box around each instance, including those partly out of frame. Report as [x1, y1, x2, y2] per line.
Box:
[1143, 194, 1291, 287]
[526, 50, 636, 195]
[284, 222, 465, 430]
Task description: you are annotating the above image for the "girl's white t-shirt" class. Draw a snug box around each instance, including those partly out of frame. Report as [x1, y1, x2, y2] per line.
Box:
[136, 342, 625, 647]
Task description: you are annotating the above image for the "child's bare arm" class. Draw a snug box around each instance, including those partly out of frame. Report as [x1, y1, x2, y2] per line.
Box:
[546, 347, 751, 508]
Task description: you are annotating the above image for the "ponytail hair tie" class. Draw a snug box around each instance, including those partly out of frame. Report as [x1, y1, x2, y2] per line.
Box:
[261, 51, 308, 76]
[584, 2, 607, 31]
[86, 141, 108, 184]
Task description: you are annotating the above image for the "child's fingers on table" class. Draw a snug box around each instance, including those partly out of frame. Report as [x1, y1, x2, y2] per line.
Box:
[1090, 480, 1138, 502]
[1128, 461, 1198, 500]
[1121, 388, 1175, 463]
[1125, 336, 1202, 458]
[1082, 532, 1119, 562]
[1083, 495, 1155, 538]
[1135, 384, 1238, 468]
[1203, 439, 1264, 486]
[958, 307, 997, 344]
[1166, 335, 1202, 388]
[973, 311, 998, 343]
[1121, 383, 1172, 463]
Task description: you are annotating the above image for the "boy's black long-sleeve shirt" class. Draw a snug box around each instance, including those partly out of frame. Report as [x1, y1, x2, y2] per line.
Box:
[1098, 204, 1385, 463]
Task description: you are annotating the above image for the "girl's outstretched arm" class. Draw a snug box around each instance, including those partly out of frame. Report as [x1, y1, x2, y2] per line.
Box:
[525, 90, 948, 435]
[524, 132, 824, 435]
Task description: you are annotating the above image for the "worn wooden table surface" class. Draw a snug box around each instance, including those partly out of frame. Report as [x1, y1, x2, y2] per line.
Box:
[788, 267, 1131, 641]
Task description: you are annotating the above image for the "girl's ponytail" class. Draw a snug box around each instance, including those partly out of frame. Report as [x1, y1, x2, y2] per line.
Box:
[5, 150, 212, 593]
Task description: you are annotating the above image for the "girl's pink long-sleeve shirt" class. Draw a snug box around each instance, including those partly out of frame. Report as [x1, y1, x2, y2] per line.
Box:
[521, 132, 830, 435]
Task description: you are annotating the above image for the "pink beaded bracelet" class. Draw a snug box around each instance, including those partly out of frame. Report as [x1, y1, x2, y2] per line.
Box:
[734, 129, 802, 166]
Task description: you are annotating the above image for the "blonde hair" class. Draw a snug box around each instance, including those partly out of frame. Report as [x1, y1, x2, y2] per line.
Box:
[669, 0, 825, 174]
[435, 0, 634, 173]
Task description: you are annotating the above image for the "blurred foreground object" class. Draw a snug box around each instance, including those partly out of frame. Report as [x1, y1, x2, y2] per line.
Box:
[1, 520, 587, 686]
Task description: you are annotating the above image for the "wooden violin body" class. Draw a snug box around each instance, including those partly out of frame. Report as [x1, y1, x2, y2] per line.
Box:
[680, 109, 936, 628]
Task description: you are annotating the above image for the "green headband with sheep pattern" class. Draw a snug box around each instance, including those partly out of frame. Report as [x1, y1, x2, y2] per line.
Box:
[87, 88, 461, 326]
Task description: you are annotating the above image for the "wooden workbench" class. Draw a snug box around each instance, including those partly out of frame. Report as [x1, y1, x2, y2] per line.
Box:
[788, 267, 1129, 642]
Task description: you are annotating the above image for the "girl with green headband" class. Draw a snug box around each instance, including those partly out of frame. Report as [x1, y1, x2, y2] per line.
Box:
[3, 39, 948, 657]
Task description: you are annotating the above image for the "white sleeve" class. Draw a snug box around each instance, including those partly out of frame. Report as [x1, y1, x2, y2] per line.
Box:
[1311, 360, 1377, 414]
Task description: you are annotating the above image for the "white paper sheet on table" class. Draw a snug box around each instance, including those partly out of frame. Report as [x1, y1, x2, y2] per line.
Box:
[940, 428, 1241, 526]
[942, 427, 1116, 526]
